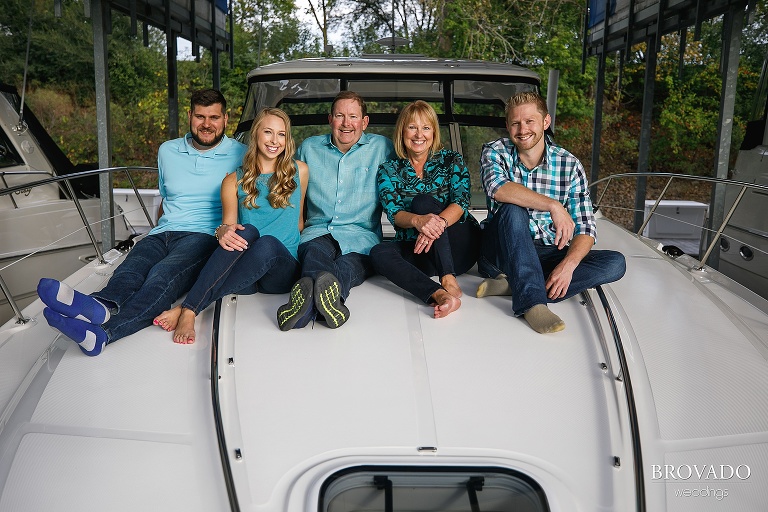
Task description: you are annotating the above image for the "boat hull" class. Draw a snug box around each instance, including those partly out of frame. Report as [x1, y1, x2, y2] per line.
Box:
[0, 199, 131, 324]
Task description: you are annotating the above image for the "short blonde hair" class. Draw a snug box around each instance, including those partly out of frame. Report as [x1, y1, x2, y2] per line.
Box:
[505, 92, 549, 122]
[393, 100, 443, 159]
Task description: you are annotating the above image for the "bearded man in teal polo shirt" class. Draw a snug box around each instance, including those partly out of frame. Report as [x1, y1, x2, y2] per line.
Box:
[38, 89, 247, 355]
[277, 91, 395, 330]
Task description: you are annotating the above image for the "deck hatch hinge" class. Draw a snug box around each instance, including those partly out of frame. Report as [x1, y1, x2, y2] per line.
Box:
[373, 476, 393, 512]
[466, 476, 485, 512]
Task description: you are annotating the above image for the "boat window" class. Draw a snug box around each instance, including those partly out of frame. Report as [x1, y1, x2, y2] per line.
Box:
[243, 79, 445, 121]
[319, 467, 549, 512]
[243, 78, 340, 117]
[0, 126, 25, 169]
[237, 73, 537, 206]
[454, 79, 536, 116]
[457, 125, 509, 208]
[750, 50, 768, 122]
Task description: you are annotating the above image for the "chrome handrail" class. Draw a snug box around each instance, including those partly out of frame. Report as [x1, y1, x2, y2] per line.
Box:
[592, 172, 768, 270]
[0, 170, 57, 208]
[0, 166, 158, 325]
[0, 275, 25, 323]
[0, 170, 74, 202]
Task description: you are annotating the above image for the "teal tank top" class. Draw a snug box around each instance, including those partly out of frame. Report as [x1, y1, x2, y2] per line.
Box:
[236, 163, 301, 258]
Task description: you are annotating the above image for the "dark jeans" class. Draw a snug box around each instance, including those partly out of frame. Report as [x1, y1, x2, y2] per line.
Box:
[182, 224, 300, 314]
[92, 231, 219, 342]
[298, 233, 374, 301]
[480, 203, 626, 316]
[370, 194, 481, 303]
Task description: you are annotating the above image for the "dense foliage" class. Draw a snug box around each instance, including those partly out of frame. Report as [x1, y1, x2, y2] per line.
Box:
[1, 0, 766, 191]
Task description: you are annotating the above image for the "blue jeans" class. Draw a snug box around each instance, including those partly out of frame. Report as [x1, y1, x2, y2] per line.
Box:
[370, 195, 481, 303]
[480, 204, 626, 316]
[92, 231, 219, 342]
[298, 234, 374, 301]
[182, 224, 300, 314]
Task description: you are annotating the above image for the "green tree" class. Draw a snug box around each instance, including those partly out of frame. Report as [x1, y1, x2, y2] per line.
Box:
[0, 0, 93, 96]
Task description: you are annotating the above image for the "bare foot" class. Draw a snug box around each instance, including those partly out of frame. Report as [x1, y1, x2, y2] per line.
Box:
[433, 289, 461, 318]
[173, 308, 197, 344]
[154, 305, 182, 332]
[440, 274, 463, 298]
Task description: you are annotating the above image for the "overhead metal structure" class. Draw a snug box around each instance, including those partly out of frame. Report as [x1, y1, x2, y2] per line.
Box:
[52, 0, 233, 248]
[582, 0, 753, 269]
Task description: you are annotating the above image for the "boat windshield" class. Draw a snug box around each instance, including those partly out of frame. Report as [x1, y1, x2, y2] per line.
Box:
[236, 66, 539, 207]
[0, 122, 24, 169]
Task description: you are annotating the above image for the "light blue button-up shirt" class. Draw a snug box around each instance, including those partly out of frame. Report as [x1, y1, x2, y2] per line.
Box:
[297, 132, 395, 255]
[151, 134, 247, 236]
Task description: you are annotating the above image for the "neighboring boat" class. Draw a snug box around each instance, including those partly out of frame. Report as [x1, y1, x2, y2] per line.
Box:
[1, 56, 767, 512]
[716, 49, 768, 298]
[0, 84, 133, 325]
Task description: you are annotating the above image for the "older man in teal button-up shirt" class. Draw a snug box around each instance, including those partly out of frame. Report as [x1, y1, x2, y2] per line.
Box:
[277, 91, 395, 331]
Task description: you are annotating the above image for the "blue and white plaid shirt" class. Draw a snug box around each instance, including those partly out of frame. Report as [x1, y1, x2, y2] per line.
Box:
[480, 136, 597, 244]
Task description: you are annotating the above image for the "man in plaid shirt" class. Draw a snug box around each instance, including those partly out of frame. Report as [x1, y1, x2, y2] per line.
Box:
[478, 92, 625, 334]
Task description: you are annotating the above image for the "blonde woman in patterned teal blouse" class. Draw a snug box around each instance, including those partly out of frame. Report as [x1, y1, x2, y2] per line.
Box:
[370, 100, 481, 318]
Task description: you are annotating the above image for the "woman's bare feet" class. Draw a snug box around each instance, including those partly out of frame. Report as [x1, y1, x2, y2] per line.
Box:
[433, 288, 461, 318]
[173, 308, 197, 344]
[440, 274, 463, 298]
[154, 305, 182, 332]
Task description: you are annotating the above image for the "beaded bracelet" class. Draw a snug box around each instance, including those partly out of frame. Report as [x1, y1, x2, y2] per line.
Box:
[214, 223, 229, 240]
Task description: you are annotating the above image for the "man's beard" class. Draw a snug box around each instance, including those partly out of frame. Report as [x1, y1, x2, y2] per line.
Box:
[191, 128, 224, 148]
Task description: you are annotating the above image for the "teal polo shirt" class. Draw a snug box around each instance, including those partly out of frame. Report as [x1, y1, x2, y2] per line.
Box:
[151, 134, 247, 236]
[297, 132, 395, 255]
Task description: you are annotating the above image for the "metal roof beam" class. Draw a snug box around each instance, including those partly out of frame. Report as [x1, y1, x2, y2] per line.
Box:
[586, 0, 746, 51]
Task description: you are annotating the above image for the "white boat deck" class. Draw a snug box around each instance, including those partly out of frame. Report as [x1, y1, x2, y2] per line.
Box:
[221, 272, 622, 511]
[2, 216, 768, 511]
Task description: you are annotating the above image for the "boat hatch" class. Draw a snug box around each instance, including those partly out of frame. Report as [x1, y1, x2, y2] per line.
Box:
[319, 467, 549, 512]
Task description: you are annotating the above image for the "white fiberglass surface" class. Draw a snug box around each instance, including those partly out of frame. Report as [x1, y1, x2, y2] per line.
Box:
[0, 433, 212, 512]
[597, 221, 768, 441]
[230, 283, 423, 508]
[6, 215, 768, 511]
[228, 269, 621, 510]
[0, 262, 228, 512]
[660, 443, 768, 512]
[422, 286, 616, 507]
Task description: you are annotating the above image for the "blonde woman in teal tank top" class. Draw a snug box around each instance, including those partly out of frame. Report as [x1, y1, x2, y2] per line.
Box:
[154, 108, 309, 343]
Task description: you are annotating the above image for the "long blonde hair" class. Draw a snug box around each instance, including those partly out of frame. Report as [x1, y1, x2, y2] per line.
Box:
[239, 108, 297, 209]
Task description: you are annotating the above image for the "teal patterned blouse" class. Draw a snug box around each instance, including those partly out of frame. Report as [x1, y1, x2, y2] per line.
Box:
[377, 148, 479, 241]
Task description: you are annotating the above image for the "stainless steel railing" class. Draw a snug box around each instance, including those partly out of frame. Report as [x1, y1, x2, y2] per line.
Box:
[591, 172, 768, 271]
[0, 166, 157, 324]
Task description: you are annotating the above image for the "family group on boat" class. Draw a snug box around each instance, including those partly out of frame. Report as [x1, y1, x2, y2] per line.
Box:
[36, 86, 626, 357]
